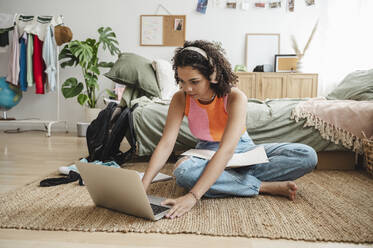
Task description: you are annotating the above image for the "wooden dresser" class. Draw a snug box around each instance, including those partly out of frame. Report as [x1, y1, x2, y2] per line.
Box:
[236, 72, 318, 100]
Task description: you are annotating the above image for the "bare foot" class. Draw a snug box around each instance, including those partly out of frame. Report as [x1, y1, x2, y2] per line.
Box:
[259, 181, 298, 200]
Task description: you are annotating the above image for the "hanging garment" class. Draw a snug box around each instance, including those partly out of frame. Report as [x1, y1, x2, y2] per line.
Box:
[6, 27, 19, 86]
[24, 15, 63, 41]
[26, 33, 33, 86]
[16, 15, 34, 38]
[42, 24, 57, 92]
[33, 35, 45, 94]
[6, 15, 31, 85]
[19, 32, 27, 91]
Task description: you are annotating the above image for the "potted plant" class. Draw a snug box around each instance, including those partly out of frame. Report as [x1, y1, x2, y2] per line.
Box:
[59, 27, 120, 122]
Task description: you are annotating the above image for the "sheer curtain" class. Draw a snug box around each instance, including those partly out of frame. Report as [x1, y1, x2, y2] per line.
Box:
[306, 0, 373, 96]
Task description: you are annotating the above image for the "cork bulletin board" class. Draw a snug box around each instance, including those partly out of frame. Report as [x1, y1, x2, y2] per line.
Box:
[140, 15, 186, 46]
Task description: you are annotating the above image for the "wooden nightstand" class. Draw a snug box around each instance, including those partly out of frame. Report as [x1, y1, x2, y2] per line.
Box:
[236, 72, 318, 99]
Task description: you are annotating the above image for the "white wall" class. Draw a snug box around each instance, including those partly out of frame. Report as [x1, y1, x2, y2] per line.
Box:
[0, 0, 321, 131]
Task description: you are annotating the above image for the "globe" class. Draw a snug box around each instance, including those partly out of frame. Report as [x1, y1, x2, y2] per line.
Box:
[0, 77, 22, 118]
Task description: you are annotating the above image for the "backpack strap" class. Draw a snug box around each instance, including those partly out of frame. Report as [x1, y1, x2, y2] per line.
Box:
[127, 103, 139, 148]
[112, 103, 139, 165]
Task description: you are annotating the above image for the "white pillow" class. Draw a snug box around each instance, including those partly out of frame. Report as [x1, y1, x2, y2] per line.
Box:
[152, 59, 179, 100]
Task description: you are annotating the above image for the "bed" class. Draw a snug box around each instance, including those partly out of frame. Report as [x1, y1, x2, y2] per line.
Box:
[105, 53, 373, 169]
[132, 98, 344, 156]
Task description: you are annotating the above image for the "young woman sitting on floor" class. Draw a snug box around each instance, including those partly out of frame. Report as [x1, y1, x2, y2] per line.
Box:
[142, 40, 318, 219]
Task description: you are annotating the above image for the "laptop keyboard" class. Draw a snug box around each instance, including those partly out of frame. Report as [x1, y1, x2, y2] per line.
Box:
[150, 203, 169, 215]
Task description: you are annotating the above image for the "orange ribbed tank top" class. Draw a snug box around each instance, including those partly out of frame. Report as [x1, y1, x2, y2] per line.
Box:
[184, 94, 228, 141]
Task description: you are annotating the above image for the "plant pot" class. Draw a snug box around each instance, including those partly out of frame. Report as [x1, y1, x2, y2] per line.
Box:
[85, 107, 101, 123]
[77, 122, 89, 137]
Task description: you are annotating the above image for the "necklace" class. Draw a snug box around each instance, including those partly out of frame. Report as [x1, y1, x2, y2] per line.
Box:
[198, 92, 216, 104]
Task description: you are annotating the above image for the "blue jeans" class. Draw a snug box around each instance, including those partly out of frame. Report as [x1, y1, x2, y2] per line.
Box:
[173, 132, 318, 198]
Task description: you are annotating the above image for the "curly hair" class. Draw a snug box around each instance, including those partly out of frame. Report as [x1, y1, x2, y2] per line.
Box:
[172, 40, 237, 98]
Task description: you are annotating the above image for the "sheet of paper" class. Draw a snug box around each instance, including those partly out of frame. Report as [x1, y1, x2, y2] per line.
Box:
[181, 146, 269, 167]
[141, 16, 163, 45]
[136, 171, 172, 183]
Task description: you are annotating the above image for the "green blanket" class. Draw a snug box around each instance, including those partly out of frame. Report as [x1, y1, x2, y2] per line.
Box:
[132, 98, 345, 156]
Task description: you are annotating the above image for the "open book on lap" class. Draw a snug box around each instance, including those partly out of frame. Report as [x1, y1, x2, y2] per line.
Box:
[136, 171, 173, 183]
[181, 145, 269, 168]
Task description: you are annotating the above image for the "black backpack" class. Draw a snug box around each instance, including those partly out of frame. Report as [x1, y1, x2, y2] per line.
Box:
[86, 102, 138, 165]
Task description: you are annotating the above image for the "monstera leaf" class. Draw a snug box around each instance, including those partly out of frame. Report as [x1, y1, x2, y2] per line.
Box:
[59, 45, 79, 68]
[61, 78, 83, 98]
[68, 40, 94, 68]
[77, 94, 89, 106]
[98, 27, 120, 56]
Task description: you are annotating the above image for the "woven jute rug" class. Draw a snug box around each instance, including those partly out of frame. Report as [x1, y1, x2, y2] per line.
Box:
[0, 164, 372, 243]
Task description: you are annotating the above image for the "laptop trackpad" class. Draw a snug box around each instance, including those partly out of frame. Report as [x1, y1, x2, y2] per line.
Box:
[148, 195, 170, 218]
[148, 195, 167, 206]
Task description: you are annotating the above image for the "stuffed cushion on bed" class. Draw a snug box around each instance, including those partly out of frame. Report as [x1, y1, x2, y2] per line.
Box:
[326, 69, 373, 101]
[152, 59, 179, 100]
[104, 53, 160, 97]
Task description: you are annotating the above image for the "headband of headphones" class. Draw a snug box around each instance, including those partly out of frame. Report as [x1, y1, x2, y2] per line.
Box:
[182, 46, 218, 84]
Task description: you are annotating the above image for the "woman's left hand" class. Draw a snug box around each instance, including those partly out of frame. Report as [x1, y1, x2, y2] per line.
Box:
[161, 193, 197, 219]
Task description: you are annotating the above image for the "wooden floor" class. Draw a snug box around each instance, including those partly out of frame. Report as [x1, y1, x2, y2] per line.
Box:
[0, 131, 371, 248]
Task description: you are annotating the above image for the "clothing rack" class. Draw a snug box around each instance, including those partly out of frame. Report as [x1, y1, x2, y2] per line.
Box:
[0, 14, 68, 137]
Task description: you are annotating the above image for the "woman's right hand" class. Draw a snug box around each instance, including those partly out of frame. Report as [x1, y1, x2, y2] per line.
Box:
[161, 193, 198, 219]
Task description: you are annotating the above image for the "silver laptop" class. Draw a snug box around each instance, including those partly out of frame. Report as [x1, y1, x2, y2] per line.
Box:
[76, 161, 170, 221]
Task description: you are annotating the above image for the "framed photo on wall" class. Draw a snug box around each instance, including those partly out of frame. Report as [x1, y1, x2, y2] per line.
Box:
[274, 54, 298, 72]
[245, 33, 280, 72]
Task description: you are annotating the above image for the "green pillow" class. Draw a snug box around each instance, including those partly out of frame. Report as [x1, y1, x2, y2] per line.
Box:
[104, 53, 160, 97]
[326, 69, 373, 101]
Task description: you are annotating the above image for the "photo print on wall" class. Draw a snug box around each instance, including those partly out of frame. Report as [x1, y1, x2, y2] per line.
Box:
[197, 0, 208, 14]
[226, 0, 237, 9]
[254, 1, 266, 8]
[269, 0, 282, 8]
[287, 0, 295, 11]
[174, 19, 183, 31]
[305, 0, 315, 6]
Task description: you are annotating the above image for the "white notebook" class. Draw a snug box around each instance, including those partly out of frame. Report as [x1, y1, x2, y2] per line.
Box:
[181, 145, 269, 168]
[135, 171, 173, 183]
